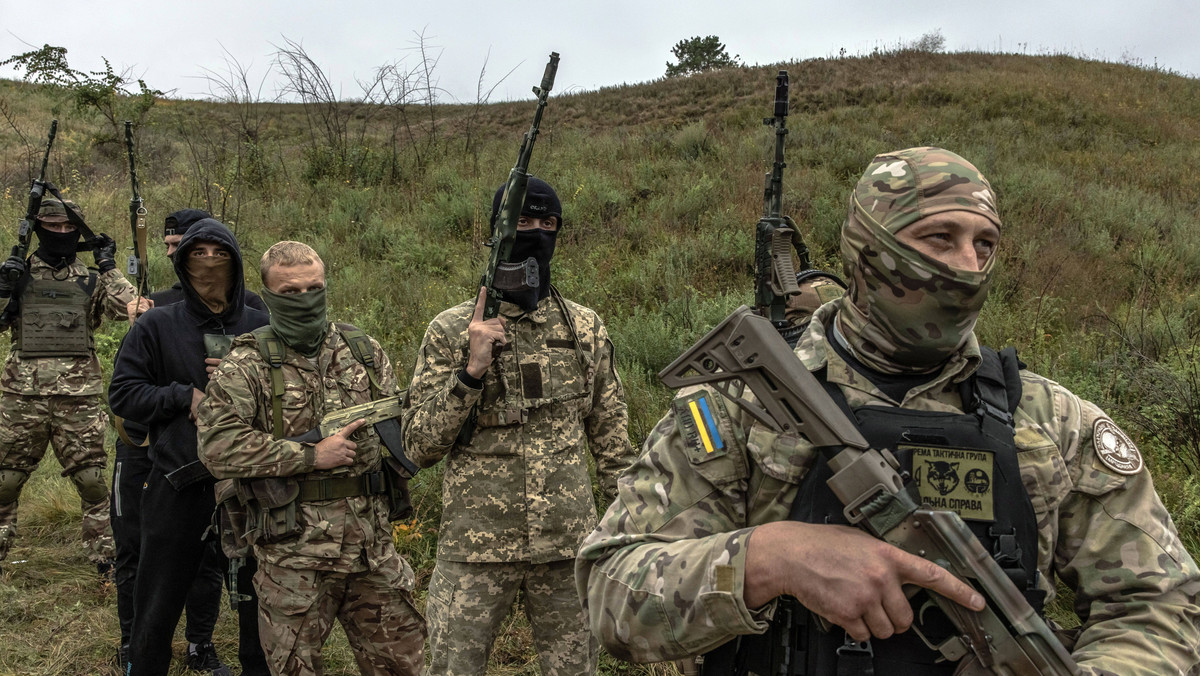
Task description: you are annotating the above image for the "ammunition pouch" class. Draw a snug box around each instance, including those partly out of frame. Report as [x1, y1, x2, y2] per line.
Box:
[211, 476, 301, 559]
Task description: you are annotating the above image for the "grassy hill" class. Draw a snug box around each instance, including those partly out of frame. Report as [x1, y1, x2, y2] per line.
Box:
[0, 49, 1198, 674]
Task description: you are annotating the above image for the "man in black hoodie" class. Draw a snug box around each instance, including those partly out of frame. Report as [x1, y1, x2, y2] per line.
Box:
[111, 209, 268, 674]
[110, 219, 269, 676]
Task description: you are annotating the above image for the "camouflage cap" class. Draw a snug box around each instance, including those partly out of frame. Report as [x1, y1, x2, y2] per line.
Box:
[37, 197, 82, 224]
[852, 146, 1001, 234]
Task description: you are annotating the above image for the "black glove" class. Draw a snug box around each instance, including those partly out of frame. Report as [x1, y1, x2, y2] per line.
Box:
[0, 255, 26, 298]
[93, 234, 117, 273]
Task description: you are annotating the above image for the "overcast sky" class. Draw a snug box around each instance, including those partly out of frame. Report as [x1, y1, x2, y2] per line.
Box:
[2, 0, 1196, 104]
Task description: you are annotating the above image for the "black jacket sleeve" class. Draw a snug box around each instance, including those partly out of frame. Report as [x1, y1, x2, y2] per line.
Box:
[109, 313, 194, 426]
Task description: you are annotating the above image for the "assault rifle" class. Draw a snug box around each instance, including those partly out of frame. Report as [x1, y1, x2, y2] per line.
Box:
[286, 395, 418, 477]
[124, 121, 149, 296]
[2, 120, 57, 296]
[753, 71, 810, 345]
[458, 51, 559, 445]
[480, 51, 560, 319]
[660, 306, 1080, 675]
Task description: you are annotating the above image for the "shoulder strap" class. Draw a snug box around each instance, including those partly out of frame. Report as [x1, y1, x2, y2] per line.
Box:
[335, 322, 380, 399]
[548, 287, 596, 389]
[251, 325, 287, 439]
[961, 346, 1021, 437]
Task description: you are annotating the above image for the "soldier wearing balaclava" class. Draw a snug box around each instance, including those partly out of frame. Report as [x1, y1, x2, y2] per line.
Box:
[405, 176, 633, 675]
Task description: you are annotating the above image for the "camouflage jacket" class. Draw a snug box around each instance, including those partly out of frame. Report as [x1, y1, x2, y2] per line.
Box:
[403, 292, 631, 564]
[197, 323, 411, 579]
[576, 302, 1200, 675]
[0, 256, 137, 396]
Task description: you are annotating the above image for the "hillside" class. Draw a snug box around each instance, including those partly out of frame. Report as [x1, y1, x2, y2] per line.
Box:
[1, 50, 1198, 674]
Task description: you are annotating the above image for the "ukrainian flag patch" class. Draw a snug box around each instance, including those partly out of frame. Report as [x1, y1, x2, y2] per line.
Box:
[672, 392, 726, 461]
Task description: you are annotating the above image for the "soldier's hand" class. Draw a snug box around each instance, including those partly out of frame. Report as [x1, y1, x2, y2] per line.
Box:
[744, 522, 984, 643]
[0, 255, 26, 298]
[466, 286, 508, 379]
[313, 418, 366, 470]
[93, 234, 118, 273]
[204, 357, 221, 375]
[189, 388, 205, 421]
[126, 297, 155, 325]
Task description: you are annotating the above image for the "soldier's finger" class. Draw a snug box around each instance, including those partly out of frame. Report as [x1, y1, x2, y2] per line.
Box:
[862, 603, 896, 639]
[898, 553, 983, 611]
[839, 617, 871, 644]
[881, 584, 914, 633]
[472, 286, 488, 322]
[338, 418, 369, 438]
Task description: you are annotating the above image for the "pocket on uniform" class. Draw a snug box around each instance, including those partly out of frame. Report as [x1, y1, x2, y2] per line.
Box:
[255, 562, 319, 618]
[1013, 427, 1070, 519]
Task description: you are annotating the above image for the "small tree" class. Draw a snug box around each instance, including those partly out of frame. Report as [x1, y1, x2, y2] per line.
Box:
[1, 44, 162, 144]
[665, 35, 740, 78]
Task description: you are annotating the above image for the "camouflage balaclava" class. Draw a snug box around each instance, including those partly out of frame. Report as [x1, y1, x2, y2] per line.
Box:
[834, 147, 1002, 374]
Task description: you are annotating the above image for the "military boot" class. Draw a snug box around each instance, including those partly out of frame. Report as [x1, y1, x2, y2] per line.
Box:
[185, 642, 233, 676]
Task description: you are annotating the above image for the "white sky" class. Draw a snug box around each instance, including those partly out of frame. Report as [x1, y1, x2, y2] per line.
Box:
[1, 0, 1196, 104]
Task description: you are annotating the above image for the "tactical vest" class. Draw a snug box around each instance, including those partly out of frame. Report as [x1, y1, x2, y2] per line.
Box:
[14, 271, 97, 357]
[470, 287, 597, 430]
[701, 347, 1043, 676]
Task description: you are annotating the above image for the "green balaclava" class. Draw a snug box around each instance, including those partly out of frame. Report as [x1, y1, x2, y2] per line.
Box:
[834, 146, 1002, 374]
[261, 287, 328, 357]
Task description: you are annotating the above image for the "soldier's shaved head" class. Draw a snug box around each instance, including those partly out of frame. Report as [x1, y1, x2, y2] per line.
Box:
[260, 241, 324, 285]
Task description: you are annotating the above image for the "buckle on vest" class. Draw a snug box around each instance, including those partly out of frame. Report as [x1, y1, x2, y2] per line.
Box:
[976, 400, 1013, 427]
[990, 526, 1022, 567]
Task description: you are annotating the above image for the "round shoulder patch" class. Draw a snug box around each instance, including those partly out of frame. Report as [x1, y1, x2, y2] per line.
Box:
[1092, 418, 1144, 475]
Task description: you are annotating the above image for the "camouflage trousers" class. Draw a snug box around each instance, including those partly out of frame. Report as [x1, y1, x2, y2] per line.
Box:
[427, 558, 597, 676]
[0, 392, 113, 563]
[253, 558, 426, 676]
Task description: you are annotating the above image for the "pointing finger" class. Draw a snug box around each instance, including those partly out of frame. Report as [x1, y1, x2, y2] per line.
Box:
[338, 417, 369, 438]
[472, 286, 488, 322]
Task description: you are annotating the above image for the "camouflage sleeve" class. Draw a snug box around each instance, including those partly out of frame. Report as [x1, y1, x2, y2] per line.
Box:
[575, 393, 771, 663]
[584, 318, 632, 501]
[401, 314, 478, 468]
[369, 336, 401, 398]
[1041, 380, 1200, 675]
[196, 348, 316, 479]
[93, 268, 138, 325]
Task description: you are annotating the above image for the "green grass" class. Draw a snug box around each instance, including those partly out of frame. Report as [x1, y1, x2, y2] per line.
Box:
[1, 50, 1198, 674]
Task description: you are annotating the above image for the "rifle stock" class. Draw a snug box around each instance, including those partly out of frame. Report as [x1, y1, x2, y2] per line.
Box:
[660, 306, 1080, 675]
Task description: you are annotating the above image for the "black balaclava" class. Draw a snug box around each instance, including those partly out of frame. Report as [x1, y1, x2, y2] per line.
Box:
[488, 177, 562, 312]
[34, 198, 83, 268]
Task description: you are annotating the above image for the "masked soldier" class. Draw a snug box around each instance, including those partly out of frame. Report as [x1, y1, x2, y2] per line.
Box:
[404, 177, 633, 675]
[111, 209, 268, 674]
[110, 218, 270, 675]
[576, 148, 1200, 675]
[0, 198, 148, 576]
[197, 241, 425, 676]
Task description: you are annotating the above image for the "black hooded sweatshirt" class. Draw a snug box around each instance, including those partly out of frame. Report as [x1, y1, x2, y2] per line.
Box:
[109, 220, 269, 489]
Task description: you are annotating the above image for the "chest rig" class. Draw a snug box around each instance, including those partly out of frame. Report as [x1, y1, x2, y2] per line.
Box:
[14, 269, 97, 357]
[702, 347, 1043, 676]
[473, 288, 596, 429]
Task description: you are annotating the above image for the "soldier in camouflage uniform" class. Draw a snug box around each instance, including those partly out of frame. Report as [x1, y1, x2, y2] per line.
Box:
[404, 178, 632, 675]
[576, 148, 1200, 675]
[0, 198, 148, 575]
[197, 241, 425, 676]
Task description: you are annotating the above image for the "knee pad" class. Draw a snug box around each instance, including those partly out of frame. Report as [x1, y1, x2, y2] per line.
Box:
[69, 466, 109, 504]
[0, 469, 30, 505]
